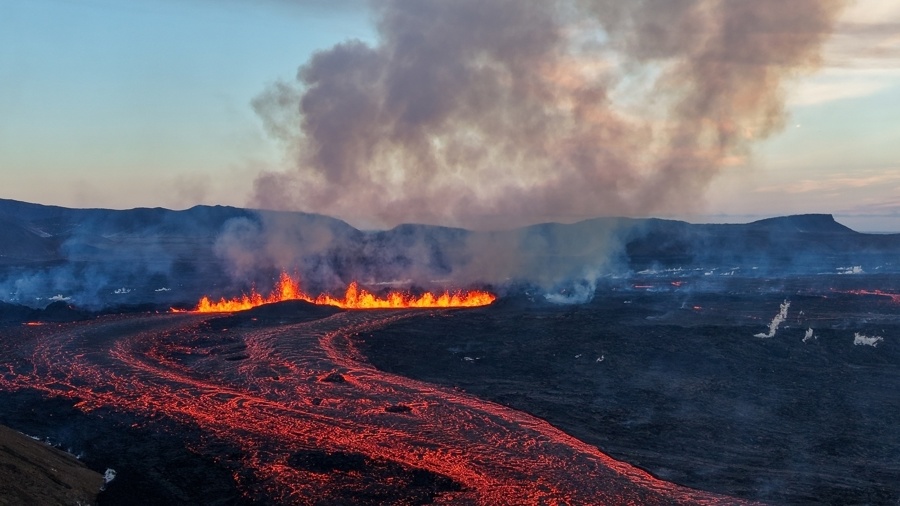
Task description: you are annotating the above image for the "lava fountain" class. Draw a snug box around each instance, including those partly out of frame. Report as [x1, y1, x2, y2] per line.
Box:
[188, 271, 496, 312]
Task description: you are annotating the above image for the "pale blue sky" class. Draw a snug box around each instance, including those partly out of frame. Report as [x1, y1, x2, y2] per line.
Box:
[1, 0, 898, 231]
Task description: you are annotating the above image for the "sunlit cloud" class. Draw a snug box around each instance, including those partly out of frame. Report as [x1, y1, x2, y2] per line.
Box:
[786, 0, 900, 106]
[826, 0, 900, 69]
[754, 170, 900, 194]
[788, 75, 892, 106]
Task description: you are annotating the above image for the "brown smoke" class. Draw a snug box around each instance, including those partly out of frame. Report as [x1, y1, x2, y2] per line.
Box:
[253, 0, 846, 229]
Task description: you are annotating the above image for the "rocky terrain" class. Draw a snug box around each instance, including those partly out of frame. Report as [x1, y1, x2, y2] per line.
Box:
[0, 424, 104, 506]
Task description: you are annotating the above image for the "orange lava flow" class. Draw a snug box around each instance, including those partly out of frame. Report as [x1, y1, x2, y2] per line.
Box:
[192, 272, 496, 312]
[835, 289, 900, 303]
[0, 312, 745, 504]
[856, 289, 900, 302]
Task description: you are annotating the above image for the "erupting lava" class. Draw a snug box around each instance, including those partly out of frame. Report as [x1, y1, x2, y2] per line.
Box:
[191, 272, 496, 312]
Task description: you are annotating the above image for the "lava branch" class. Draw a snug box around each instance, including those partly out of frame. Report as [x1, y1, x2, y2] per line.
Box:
[0, 310, 749, 504]
[834, 289, 900, 303]
[186, 271, 497, 312]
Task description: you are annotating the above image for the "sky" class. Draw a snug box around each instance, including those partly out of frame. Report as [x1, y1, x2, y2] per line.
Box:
[1, 0, 898, 231]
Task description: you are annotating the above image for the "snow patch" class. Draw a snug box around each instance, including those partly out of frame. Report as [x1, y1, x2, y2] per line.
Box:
[154, 287, 172, 292]
[838, 266, 863, 275]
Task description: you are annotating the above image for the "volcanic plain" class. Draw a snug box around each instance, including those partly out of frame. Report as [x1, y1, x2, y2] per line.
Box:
[1, 200, 899, 504]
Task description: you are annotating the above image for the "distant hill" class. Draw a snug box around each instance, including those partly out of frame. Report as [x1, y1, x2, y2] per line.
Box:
[623, 214, 898, 271]
[1, 199, 898, 308]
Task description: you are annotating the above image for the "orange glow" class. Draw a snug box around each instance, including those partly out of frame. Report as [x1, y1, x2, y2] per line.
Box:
[1, 311, 738, 504]
[841, 289, 900, 303]
[190, 271, 496, 312]
[23, 322, 44, 326]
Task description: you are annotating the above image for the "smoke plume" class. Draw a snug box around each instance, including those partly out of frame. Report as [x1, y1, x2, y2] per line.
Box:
[253, 0, 845, 229]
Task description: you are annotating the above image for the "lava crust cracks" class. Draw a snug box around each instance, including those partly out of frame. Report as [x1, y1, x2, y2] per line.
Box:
[0, 306, 744, 505]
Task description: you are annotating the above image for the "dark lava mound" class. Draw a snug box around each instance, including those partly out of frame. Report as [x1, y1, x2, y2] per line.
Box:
[244, 299, 342, 321]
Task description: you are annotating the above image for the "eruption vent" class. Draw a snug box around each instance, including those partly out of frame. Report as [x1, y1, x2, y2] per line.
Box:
[254, 0, 846, 228]
[189, 272, 496, 312]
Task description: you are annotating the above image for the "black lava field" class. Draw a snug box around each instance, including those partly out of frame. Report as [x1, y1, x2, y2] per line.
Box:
[0, 274, 898, 504]
[1, 201, 899, 504]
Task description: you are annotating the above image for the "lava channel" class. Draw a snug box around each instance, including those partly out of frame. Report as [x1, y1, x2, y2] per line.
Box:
[0, 310, 752, 504]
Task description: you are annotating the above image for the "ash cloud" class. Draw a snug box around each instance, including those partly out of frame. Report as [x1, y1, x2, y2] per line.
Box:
[253, 0, 846, 230]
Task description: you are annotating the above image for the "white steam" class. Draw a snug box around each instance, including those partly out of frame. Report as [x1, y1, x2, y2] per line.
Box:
[853, 333, 883, 347]
[803, 327, 816, 343]
[755, 300, 790, 338]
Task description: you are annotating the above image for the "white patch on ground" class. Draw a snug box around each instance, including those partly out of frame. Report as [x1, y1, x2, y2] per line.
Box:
[853, 333, 884, 347]
[838, 266, 864, 275]
[803, 328, 816, 343]
[154, 287, 172, 292]
[113, 288, 131, 294]
[100, 468, 117, 491]
[28, 227, 52, 238]
[48, 294, 71, 302]
[755, 300, 790, 338]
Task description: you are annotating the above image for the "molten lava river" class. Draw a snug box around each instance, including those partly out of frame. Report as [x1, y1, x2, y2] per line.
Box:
[0, 303, 746, 504]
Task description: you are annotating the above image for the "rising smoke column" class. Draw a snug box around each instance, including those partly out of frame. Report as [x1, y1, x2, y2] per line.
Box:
[253, 0, 845, 229]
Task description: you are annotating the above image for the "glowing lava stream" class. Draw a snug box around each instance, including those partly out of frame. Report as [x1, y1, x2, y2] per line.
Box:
[189, 271, 496, 312]
[837, 289, 900, 303]
[0, 311, 750, 505]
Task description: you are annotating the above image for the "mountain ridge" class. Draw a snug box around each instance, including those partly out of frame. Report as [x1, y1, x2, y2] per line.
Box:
[1, 199, 898, 309]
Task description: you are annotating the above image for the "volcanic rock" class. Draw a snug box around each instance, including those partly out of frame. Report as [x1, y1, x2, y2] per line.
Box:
[0, 424, 104, 506]
[320, 371, 347, 383]
[0, 302, 34, 324]
[244, 299, 342, 321]
[39, 301, 91, 322]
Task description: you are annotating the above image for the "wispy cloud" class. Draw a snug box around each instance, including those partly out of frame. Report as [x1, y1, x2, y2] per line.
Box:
[755, 170, 900, 194]
[787, 1, 900, 106]
[788, 74, 894, 106]
[830, 0, 900, 67]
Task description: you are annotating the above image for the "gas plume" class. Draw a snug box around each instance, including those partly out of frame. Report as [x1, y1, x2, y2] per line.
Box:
[254, 0, 846, 230]
[754, 299, 790, 338]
